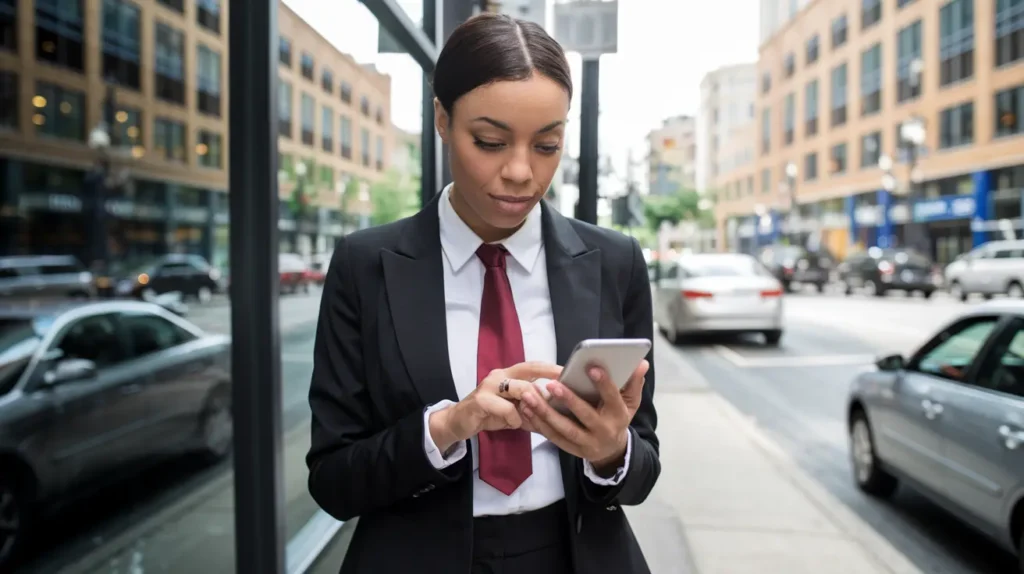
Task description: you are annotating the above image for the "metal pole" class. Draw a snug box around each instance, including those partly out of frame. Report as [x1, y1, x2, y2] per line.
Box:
[421, 0, 440, 206]
[229, 0, 286, 572]
[577, 58, 600, 224]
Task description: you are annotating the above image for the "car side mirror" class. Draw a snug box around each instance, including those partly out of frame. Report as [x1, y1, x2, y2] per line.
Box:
[875, 354, 905, 372]
[44, 358, 97, 386]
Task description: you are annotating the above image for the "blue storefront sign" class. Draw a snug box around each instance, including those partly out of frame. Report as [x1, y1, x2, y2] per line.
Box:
[911, 195, 976, 223]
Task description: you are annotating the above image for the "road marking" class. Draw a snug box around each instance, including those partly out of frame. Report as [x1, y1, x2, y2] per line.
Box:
[712, 345, 876, 368]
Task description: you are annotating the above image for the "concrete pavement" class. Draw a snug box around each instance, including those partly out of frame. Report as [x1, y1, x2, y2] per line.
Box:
[184, 290, 324, 335]
[630, 343, 923, 574]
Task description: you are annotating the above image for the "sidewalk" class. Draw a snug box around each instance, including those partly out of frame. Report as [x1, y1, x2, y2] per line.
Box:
[185, 290, 324, 335]
[629, 346, 924, 574]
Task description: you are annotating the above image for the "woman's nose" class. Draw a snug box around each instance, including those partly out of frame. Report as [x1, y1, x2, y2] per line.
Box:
[501, 147, 533, 184]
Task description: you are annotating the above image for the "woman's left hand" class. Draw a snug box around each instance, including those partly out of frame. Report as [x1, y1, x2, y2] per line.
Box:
[519, 360, 649, 472]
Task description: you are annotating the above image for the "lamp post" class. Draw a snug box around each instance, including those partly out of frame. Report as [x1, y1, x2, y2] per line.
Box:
[900, 116, 927, 253]
[784, 161, 798, 243]
[84, 82, 120, 273]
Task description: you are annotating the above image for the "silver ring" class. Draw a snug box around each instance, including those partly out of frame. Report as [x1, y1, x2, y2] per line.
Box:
[498, 379, 510, 393]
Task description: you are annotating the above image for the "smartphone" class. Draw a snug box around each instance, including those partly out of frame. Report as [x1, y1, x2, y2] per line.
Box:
[552, 338, 652, 413]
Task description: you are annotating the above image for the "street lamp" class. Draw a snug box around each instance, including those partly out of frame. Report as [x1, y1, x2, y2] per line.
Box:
[899, 116, 928, 253]
[784, 161, 798, 242]
[83, 81, 121, 274]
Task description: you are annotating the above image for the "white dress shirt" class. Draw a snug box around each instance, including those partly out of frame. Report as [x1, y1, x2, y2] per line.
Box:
[421, 185, 631, 517]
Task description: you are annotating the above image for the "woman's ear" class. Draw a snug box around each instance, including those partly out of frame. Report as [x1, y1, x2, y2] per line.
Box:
[434, 98, 450, 143]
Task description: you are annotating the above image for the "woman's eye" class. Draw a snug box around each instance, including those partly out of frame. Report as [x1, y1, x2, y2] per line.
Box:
[473, 139, 505, 151]
[536, 144, 562, 155]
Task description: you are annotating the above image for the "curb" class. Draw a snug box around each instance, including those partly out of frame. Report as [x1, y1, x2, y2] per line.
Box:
[671, 348, 924, 574]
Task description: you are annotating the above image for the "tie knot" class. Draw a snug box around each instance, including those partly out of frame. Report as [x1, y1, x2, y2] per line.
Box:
[476, 243, 509, 269]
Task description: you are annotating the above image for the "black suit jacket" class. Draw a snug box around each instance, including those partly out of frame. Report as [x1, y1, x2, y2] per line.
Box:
[306, 193, 660, 574]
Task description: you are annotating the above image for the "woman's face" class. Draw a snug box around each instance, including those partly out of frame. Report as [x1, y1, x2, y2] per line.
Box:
[435, 73, 569, 242]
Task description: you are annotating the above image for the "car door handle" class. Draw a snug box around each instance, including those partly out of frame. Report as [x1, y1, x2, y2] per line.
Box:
[921, 399, 944, 420]
[998, 425, 1024, 450]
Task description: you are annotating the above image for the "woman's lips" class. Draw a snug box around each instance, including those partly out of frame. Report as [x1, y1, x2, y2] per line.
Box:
[489, 194, 535, 215]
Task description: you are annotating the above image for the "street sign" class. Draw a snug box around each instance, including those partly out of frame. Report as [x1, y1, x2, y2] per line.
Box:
[553, 0, 617, 60]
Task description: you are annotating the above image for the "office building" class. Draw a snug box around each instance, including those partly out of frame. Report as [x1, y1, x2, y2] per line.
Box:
[697, 62, 757, 195]
[717, 0, 1024, 263]
[647, 115, 697, 196]
[0, 0, 392, 267]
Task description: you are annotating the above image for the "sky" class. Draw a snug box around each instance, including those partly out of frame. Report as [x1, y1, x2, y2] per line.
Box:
[282, 0, 760, 185]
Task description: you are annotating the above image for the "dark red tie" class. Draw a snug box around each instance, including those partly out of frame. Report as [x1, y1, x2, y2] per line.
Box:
[476, 243, 532, 495]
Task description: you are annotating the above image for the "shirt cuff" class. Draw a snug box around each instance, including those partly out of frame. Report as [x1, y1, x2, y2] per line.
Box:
[582, 430, 633, 486]
[422, 400, 467, 469]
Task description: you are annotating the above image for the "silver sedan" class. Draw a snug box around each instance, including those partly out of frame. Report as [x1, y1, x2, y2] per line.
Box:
[653, 253, 785, 346]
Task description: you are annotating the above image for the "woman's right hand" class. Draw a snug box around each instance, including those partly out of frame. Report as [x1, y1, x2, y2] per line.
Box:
[428, 362, 563, 453]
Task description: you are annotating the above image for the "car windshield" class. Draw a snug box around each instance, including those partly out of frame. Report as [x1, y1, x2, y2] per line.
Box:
[681, 255, 766, 277]
[0, 317, 50, 396]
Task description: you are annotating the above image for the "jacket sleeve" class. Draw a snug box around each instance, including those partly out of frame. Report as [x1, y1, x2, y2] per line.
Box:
[306, 237, 464, 522]
[578, 237, 661, 506]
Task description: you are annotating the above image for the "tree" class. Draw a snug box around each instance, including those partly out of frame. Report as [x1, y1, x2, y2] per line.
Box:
[642, 190, 704, 231]
[370, 169, 419, 226]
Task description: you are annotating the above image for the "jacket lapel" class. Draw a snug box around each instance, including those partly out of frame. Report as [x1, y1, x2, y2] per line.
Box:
[380, 194, 459, 406]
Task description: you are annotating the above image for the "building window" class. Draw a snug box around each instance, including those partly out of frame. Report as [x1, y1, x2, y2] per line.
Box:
[35, 0, 84, 72]
[300, 52, 314, 80]
[322, 106, 334, 152]
[197, 0, 220, 33]
[995, 84, 1024, 138]
[761, 107, 771, 154]
[761, 72, 771, 94]
[155, 22, 186, 105]
[761, 168, 771, 194]
[804, 152, 818, 181]
[340, 81, 352, 104]
[860, 131, 882, 168]
[278, 81, 292, 138]
[830, 63, 848, 126]
[321, 69, 334, 94]
[784, 53, 795, 78]
[301, 93, 315, 146]
[783, 93, 795, 145]
[376, 136, 384, 171]
[154, 117, 187, 162]
[860, 43, 882, 116]
[0, 0, 16, 53]
[995, 0, 1024, 67]
[806, 35, 819, 65]
[862, 0, 882, 30]
[830, 143, 847, 174]
[361, 128, 370, 166]
[279, 36, 291, 67]
[105, 104, 143, 151]
[939, 0, 974, 86]
[804, 80, 819, 136]
[156, 0, 183, 13]
[34, 82, 85, 141]
[0, 71, 16, 129]
[197, 45, 221, 117]
[939, 101, 974, 148]
[831, 14, 848, 49]
[340, 116, 352, 159]
[360, 96, 370, 117]
[376, 106, 385, 125]
[197, 130, 222, 168]
[897, 20, 923, 103]
[101, 0, 140, 90]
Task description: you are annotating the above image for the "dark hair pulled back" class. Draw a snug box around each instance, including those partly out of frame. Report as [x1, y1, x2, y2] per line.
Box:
[431, 13, 573, 115]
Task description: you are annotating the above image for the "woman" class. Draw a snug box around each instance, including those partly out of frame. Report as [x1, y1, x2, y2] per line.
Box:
[307, 12, 659, 574]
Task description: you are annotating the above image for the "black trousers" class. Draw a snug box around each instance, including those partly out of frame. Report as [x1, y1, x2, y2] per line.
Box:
[472, 500, 574, 574]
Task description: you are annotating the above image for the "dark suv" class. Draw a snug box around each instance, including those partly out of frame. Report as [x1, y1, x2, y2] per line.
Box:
[0, 256, 95, 303]
[836, 247, 942, 297]
[757, 245, 835, 292]
[103, 255, 224, 302]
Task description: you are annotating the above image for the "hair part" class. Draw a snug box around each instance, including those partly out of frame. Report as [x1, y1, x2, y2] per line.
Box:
[431, 13, 573, 116]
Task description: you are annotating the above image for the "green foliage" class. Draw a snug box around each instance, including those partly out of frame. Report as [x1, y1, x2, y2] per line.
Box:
[642, 190, 705, 231]
[370, 170, 420, 226]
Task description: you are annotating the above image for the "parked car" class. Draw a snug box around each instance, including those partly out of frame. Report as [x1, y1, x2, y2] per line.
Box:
[104, 254, 224, 302]
[279, 253, 313, 295]
[944, 240, 1024, 302]
[757, 245, 834, 292]
[835, 246, 942, 297]
[0, 255, 95, 303]
[0, 300, 232, 569]
[653, 253, 785, 346]
[847, 300, 1024, 570]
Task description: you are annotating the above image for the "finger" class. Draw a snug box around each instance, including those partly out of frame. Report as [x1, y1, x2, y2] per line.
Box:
[505, 361, 564, 383]
[546, 382, 602, 429]
[486, 396, 523, 429]
[621, 360, 650, 399]
[532, 378, 553, 401]
[586, 365, 626, 412]
[490, 378, 534, 401]
[522, 391, 590, 448]
[520, 403, 585, 458]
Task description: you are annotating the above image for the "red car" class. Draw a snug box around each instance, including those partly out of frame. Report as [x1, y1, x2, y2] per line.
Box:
[279, 253, 313, 295]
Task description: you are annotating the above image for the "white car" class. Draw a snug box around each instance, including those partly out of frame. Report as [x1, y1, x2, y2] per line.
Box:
[653, 253, 785, 345]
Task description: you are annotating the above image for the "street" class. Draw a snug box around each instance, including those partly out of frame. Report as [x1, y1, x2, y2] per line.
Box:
[670, 291, 1017, 574]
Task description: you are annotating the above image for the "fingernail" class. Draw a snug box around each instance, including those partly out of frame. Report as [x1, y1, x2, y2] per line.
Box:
[550, 384, 564, 398]
[523, 392, 538, 407]
[589, 367, 602, 380]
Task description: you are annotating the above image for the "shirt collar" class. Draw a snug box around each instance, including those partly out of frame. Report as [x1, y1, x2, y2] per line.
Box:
[438, 183, 544, 274]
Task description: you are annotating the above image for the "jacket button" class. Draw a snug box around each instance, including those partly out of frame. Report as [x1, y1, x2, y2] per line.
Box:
[606, 505, 618, 512]
[576, 514, 583, 534]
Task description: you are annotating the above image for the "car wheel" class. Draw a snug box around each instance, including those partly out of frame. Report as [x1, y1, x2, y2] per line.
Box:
[815, 282, 825, 293]
[763, 330, 782, 346]
[0, 476, 25, 569]
[1008, 282, 1024, 299]
[863, 280, 879, 297]
[849, 410, 898, 498]
[199, 389, 233, 462]
[197, 286, 213, 304]
[949, 281, 967, 302]
[922, 289, 934, 299]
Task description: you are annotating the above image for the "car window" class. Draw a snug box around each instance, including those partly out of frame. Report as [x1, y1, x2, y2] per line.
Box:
[915, 317, 1000, 382]
[994, 249, 1024, 259]
[660, 263, 679, 280]
[53, 314, 125, 368]
[121, 313, 197, 357]
[680, 256, 768, 278]
[974, 318, 1024, 398]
